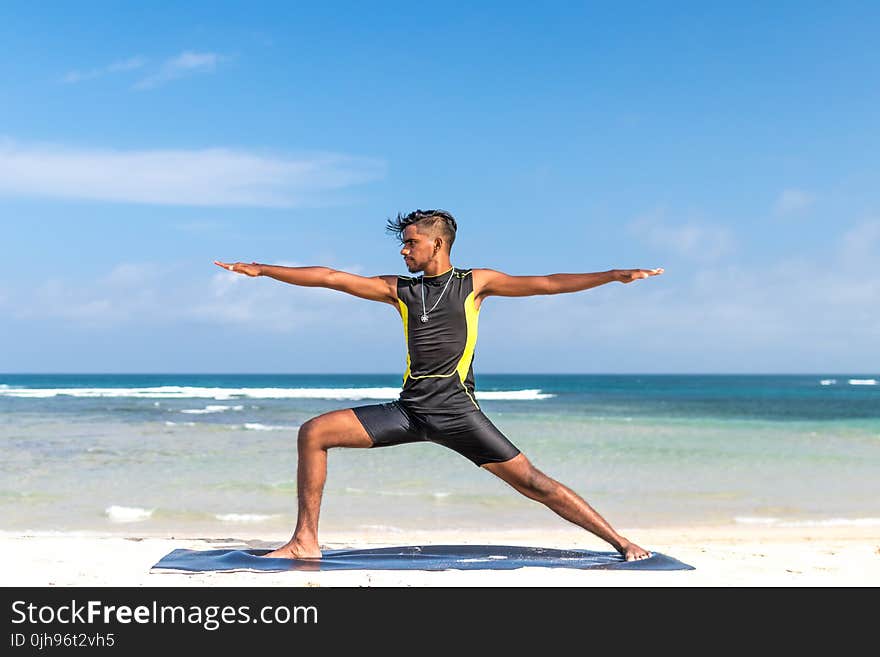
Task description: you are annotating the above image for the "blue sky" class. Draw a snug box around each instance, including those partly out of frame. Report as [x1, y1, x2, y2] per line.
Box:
[1, 1, 878, 373]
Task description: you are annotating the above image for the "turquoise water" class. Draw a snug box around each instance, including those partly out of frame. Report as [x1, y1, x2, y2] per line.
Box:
[1, 373, 878, 533]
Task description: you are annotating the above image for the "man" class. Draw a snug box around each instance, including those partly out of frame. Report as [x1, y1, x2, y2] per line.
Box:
[214, 209, 663, 561]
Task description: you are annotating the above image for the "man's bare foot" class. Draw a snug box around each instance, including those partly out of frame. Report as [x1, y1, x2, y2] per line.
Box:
[618, 540, 652, 561]
[262, 540, 322, 560]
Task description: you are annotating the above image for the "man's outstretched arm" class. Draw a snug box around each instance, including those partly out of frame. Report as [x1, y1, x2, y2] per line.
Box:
[213, 260, 398, 306]
[474, 267, 664, 299]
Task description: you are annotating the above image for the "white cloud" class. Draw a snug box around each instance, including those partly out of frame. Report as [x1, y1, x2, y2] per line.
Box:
[134, 51, 226, 90]
[628, 210, 736, 262]
[774, 188, 815, 215]
[61, 51, 225, 90]
[839, 219, 880, 262]
[0, 139, 385, 207]
[476, 219, 880, 372]
[7, 261, 386, 333]
[62, 56, 147, 84]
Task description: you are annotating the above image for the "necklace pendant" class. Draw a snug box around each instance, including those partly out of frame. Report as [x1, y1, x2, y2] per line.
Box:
[420, 314, 429, 323]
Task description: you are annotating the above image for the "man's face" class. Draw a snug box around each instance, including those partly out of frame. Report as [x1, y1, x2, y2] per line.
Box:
[399, 224, 436, 273]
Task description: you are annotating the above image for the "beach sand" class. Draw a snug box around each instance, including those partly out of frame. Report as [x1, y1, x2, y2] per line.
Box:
[3, 524, 878, 587]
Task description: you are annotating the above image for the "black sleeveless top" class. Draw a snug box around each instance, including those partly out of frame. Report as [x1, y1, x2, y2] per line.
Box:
[395, 267, 481, 414]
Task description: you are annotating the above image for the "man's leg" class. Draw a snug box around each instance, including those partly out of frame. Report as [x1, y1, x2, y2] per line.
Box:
[482, 453, 651, 561]
[263, 408, 373, 559]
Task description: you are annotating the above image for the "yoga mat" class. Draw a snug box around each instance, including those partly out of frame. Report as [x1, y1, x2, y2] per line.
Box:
[151, 544, 695, 573]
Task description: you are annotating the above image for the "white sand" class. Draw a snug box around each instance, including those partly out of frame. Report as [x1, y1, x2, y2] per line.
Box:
[3, 524, 878, 587]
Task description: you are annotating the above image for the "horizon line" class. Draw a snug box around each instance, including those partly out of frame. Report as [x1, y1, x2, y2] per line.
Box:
[1, 372, 875, 377]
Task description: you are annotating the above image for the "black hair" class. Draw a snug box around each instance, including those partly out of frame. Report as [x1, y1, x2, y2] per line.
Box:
[385, 209, 457, 252]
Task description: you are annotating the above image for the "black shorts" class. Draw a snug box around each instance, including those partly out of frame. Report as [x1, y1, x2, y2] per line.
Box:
[351, 401, 521, 467]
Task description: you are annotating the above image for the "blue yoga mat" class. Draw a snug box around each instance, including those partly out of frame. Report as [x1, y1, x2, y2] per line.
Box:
[151, 544, 694, 572]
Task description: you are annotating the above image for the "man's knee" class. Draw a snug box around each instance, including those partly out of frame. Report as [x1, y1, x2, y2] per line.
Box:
[297, 417, 327, 450]
[297, 410, 371, 450]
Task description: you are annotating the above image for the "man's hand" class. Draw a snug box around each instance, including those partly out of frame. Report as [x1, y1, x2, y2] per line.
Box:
[614, 268, 664, 284]
[214, 260, 262, 277]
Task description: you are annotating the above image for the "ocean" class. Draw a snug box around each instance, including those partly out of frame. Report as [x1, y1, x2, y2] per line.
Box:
[1, 373, 878, 535]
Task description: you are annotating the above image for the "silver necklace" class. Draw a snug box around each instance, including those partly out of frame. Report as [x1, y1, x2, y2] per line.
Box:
[419, 268, 454, 323]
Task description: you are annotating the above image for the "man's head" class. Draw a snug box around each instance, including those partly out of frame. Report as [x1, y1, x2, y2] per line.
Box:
[386, 209, 457, 273]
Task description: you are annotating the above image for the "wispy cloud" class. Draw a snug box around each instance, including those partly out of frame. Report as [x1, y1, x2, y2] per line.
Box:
[61, 51, 227, 90]
[480, 222, 880, 372]
[774, 188, 815, 215]
[627, 210, 736, 262]
[839, 218, 880, 261]
[62, 56, 148, 84]
[5, 261, 383, 333]
[134, 51, 227, 90]
[0, 139, 385, 207]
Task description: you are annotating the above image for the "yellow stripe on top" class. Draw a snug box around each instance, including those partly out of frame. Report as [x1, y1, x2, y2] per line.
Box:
[455, 290, 480, 409]
[398, 298, 411, 385]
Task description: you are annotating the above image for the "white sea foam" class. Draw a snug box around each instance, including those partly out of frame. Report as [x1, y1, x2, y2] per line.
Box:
[241, 423, 298, 431]
[105, 505, 154, 523]
[0, 385, 553, 401]
[215, 513, 280, 523]
[819, 379, 837, 385]
[735, 516, 880, 527]
[848, 379, 877, 385]
[180, 404, 244, 414]
[476, 389, 555, 400]
[164, 421, 196, 426]
[0, 386, 401, 400]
